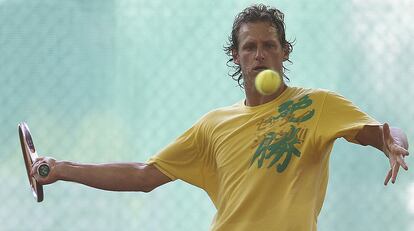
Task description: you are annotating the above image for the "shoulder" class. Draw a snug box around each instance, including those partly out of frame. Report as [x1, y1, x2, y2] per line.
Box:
[199, 102, 243, 124]
[287, 86, 332, 100]
[296, 86, 334, 95]
[286, 87, 355, 108]
[192, 101, 246, 133]
[293, 86, 353, 97]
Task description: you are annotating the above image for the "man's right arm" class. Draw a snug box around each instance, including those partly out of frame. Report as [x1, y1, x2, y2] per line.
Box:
[30, 158, 172, 192]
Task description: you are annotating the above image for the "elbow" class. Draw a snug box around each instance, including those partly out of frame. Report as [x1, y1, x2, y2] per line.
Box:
[140, 176, 165, 192]
[132, 177, 157, 193]
[140, 184, 156, 193]
[134, 163, 171, 193]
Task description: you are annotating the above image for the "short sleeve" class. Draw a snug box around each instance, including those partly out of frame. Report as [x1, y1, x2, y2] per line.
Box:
[147, 118, 214, 189]
[316, 91, 380, 144]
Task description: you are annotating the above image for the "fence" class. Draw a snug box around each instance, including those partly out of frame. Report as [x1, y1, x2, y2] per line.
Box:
[1, 0, 413, 230]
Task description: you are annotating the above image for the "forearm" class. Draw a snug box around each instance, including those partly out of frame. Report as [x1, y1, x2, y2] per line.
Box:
[356, 125, 409, 153]
[55, 161, 152, 192]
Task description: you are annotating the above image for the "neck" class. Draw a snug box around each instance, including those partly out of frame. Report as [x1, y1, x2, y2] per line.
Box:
[244, 82, 287, 107]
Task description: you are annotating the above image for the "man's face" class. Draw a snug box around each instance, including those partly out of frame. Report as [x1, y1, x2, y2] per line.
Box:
[233, 21, 288, 88]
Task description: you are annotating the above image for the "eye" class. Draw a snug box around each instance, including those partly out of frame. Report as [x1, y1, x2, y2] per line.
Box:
[242, 43, 256, 51]
[264, 43, 276, 49]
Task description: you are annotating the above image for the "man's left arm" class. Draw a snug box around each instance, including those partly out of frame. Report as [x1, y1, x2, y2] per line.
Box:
[355, 123, 409, 185]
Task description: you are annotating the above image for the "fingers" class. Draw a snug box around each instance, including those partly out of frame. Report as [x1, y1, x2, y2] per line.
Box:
[397, 156, 409, 171]
[391, 144, 409, 170]
[391, 162, 400, 184]
[30, 157, 42, 177]
[389, 143, 409, 171]
[384, 169, 392, 185]
[384, 156, 408, 186]
[30, 158, 45, 180]
[30, 156, 55, 184]
[396, 145, 410, 157]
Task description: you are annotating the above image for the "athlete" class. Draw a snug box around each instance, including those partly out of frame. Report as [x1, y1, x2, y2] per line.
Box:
[31, 4, 409, 231]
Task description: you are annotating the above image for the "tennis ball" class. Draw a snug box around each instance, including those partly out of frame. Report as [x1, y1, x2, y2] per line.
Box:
[255, 69, 282, 95]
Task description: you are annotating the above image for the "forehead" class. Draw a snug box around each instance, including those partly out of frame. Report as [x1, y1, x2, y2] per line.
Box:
[238, 21, 278, 42]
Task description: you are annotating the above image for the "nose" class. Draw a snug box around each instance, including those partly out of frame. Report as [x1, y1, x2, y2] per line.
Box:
[255, 47, 265, 61]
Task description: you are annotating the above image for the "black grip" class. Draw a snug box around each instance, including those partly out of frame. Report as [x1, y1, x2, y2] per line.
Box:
[38, 164, 50, 177]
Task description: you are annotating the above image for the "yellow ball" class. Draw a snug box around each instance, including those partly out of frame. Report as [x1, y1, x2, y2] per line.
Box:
[255, 70, 282, 95]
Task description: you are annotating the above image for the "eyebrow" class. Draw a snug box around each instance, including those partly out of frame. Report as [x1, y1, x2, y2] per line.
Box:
[241, 39, 278, 46]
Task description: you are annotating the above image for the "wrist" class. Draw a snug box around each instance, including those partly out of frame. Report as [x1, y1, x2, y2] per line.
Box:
[54, 161, 72, 181]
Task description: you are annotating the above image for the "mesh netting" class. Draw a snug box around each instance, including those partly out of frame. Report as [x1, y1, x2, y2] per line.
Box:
[1, 0, 413, 230]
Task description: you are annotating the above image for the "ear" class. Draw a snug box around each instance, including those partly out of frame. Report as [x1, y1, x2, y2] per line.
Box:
[232, 49, 240, 65]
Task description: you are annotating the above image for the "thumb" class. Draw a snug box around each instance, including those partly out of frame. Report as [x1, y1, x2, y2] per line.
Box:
[382, 123, 394, 147]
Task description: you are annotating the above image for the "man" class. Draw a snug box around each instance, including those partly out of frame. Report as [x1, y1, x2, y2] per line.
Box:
[32, 4, 409, 231]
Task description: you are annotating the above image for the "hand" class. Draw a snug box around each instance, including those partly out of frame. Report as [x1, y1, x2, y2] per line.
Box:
[382, 123, 409, 185]
[30, 156, 58, 185]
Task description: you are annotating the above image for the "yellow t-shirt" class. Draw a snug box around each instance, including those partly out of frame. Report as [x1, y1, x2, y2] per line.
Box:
[147, 87, 379, 231]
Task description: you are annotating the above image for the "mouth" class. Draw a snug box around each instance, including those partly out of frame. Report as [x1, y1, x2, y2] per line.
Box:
[253, 66, 269, 72]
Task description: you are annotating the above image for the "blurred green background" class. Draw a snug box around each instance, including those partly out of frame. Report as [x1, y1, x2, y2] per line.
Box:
[1, 0, 413, 230]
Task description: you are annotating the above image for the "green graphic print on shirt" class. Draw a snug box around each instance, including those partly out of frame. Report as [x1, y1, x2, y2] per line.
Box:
[250, 95, 315, 173]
